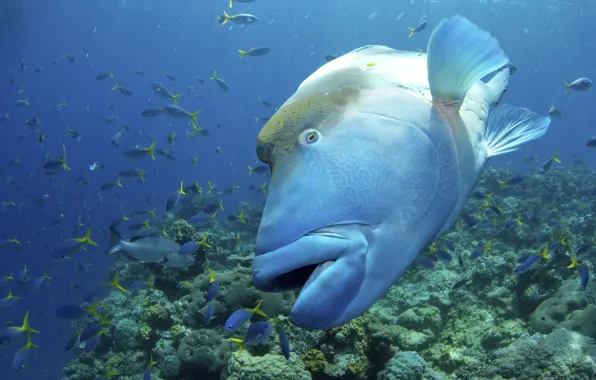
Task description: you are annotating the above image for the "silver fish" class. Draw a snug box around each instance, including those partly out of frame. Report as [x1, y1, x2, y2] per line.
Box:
[107, 226, 195, 268]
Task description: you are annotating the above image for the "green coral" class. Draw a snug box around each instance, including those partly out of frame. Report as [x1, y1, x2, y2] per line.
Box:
[141, 304, 170, 327]
[168, 219, 196, 244]
[178, 280, 193, 290]
[170, 324, 187, 340]
[140, 324, 152, 341]
[301, 348, 326, 372]
[328, 316, 369, 354]
[106, 353, 124, 371]
[347, 358, 369, 375]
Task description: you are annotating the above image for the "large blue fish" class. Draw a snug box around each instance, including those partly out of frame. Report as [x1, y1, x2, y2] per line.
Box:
[252, 16, 551, 329]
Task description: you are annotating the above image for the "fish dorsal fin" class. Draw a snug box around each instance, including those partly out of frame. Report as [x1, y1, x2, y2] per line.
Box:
[426, 16, 508, 117]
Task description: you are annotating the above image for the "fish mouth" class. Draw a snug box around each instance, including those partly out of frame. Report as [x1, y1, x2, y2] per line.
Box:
[253, 224, 371, 329]
[253, 225, 362, 291]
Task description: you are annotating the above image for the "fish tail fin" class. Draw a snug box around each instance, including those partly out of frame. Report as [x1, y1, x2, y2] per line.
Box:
[147, 140, 156, 160]
[564, 81, 569, 95]
[190, 110, 203, 125]
[238, 50, 247, 59]
[426, 16, 509, 110]
[552, 150, 561, 163]
[171, 94, 182, 105]
[248, 166, 253, 175]
[408, 27, 415, 38]
[222, 11, 230, 25]
[485, 67, 510, 106]
[83, 227, 99, 246]
[210, 70, 217, 80]
[107, 225, 122, 255]
[229, 338, 244, 354]
[250, 299, 268, 317]
[19, 311, 39, 334]
[497, 180, 506, 190]
[111, 82, 118, 90]
[229, 0, 232, 7]
[485, 104, 551, 158]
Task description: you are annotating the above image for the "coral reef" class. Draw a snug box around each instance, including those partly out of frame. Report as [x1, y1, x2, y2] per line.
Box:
[60, 165, 596, 379]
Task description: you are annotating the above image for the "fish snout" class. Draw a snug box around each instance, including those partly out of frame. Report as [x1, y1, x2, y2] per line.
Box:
[252, 224, 370, 329]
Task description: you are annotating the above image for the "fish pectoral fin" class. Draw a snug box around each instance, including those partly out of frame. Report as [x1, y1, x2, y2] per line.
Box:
[485, 104, 551, 158]
[426, 16, 508, 113]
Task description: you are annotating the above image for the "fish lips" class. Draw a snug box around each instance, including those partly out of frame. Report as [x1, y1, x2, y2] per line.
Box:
[253, 224, 370, 329]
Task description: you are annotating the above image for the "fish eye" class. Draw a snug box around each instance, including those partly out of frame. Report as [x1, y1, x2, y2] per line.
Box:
[299, 129, 321, 146]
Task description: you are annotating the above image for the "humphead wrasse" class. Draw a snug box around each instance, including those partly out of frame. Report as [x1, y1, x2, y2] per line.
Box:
[251, 16, 551, 329]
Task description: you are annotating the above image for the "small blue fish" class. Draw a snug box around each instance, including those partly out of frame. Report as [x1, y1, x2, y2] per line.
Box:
[540, 152, 560, 173]
[245, 321, 272, 344]
[32, 277, 47, 292]
[74, 261, 89, 274]
[516, 254, 532, 263]
[514, 254, 539, 274]
[166, 192, 182, 212]
[180, 241, 199, 256]
[80, 322, 101, 342]
[166, 181, 186, 212]
[277, 326, 290, 360]
[461, 213, 479, 227]
[503, 219, 516, 231]
[16, 266, 31, 288]
[579, 266, 589, 289]
[82, 290, 101, 302]
[12, 347, 30, 375]
[204, 301, 215, 325]
[55, 305, 88, 320]
[476, 220, 493, 231]
[84, 333, 101, 352]
[497, 174, 524, 189]
[435, 250, 452, 261]
[471, 241, 491, 259]
[224, 300, 267, 330]
[144, 366, 152, 380]
[189, 213, 211, 225]
[442, 239, 455, 251]
[415, 256, 434, 269]
[128, 281, 148, 291]
[576, 245, 592, 256]
[533, 209, 556, 219]
[229, 321, 273, 353]
[488, 206, 501, 215]
[205, 280, 219, 303]
[471, 191, 488, 199]
[0, 329, 21, 348]
[65, 331, 79, 351]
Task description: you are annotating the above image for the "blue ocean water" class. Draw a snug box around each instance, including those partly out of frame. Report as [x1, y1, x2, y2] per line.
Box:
[1, 0, 595, 378]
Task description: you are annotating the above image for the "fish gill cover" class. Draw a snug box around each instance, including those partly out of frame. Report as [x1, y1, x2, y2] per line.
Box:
[1, 0, 596, 379]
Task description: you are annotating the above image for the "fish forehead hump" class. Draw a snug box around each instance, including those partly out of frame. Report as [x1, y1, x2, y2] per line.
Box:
[257, 45, 436, 169]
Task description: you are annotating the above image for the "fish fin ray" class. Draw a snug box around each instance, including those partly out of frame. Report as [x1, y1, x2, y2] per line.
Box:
[485, 104, 551, 158]
[107, 225, 122, 255]
[485, 68, 509, 105]
[427, 16, 508, 108]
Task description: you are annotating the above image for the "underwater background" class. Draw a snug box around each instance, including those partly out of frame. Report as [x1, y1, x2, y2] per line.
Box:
[2, 0, 596, 379]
